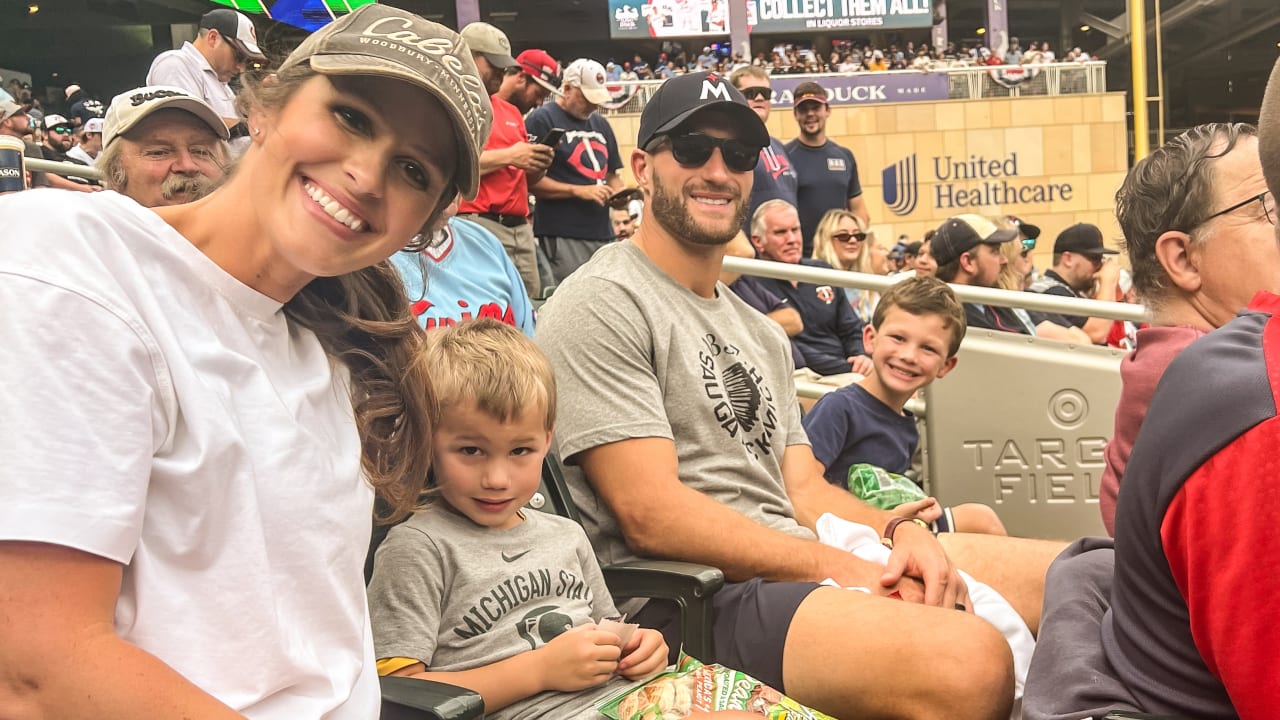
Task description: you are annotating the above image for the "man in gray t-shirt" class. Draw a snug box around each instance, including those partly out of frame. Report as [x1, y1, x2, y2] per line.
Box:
[536, 71, 1065, 720]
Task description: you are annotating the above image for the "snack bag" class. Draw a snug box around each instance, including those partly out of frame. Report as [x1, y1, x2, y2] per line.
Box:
[599, 653, 835, 720]
[846, 463, 926, 510]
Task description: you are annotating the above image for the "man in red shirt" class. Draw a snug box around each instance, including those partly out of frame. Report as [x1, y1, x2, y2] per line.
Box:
[457, 48, 561, 297]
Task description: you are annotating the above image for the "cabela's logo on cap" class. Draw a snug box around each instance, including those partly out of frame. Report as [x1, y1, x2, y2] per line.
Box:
[353, 15, 488, 141]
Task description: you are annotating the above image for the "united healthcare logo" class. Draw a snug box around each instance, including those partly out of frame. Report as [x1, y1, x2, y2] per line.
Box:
[882, 154, 919, 216]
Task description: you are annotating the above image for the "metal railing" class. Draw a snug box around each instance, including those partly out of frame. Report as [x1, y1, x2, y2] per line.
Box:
[26, 157, 103, 182]
[602, 61, 1108, 115]
[723, 256, 1149, 323]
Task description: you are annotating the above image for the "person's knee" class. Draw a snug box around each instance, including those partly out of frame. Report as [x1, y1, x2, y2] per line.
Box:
[957, 503, 1008, 536]
[934, 616, 1015, 720]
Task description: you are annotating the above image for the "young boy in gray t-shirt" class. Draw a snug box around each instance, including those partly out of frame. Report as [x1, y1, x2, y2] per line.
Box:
[366, 320, 669, 720]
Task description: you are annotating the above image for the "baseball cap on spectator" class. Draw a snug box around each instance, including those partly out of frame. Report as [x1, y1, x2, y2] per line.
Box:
[200, 8, 267, 63]
[460, 22, 518, 69]
[793, 80, 828, 108]
[563, 59, 612, 105]
[1007, 215, 1041, 239]
[103, 86, 229, 149]
[930, 214, 1018, 266]
[277, 4, 492, 200]
[1053, 223, 1118, 257]
[42, 114, 71, 130]
[0, 99, 27, 121]
[517, 49, 561, 94]
[64, 84, 81, 99]
[636, 70, 768, 151]
[83, 117, 104, 134]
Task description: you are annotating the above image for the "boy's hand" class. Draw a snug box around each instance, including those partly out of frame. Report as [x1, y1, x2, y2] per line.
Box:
[617, 628, 668, 680]
[537, 624, 622, 692]
[893, 497, 942, 524]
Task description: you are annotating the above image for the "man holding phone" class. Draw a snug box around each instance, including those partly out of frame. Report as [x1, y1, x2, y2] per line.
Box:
[1029, 223, 1121, 344]
[458, 47, 562, 297]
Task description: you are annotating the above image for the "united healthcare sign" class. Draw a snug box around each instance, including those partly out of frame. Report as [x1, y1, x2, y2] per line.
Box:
[883, 153, 1076, 217]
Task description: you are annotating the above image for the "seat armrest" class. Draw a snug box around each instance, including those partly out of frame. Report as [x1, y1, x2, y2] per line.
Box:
[603, 560, 725, 661]
[380, 675, 485, 720]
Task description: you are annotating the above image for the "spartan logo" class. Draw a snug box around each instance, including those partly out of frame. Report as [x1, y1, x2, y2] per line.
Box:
[516, 605, 574, 650]
[700, 78, 731, 101]
[882, 154, 919, 217]
[699, 334, 778, 460]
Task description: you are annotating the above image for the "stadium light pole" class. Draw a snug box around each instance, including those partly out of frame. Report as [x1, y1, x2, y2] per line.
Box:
[1129, 0, 1149, 160]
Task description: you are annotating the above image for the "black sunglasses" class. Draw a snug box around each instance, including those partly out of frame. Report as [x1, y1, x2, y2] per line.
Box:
[740, 86, 771, 101]
[662, 132, 760, 173]
[832, 231, 867, 244]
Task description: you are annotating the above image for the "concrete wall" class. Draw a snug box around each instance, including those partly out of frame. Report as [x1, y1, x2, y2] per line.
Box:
[609, 91, 1130, 266]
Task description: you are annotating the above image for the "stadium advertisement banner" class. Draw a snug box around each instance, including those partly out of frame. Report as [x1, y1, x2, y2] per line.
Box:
[748, 0, 934, 32]
[608, 0, 932, 38]
[609, 0, 732, 39]
[767, 72, 949, 107]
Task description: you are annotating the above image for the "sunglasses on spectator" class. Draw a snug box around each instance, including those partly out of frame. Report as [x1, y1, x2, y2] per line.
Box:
[832, 231, 867, 244]
[740, 87, 771, 101]
[660, 132, 760, 173]
[49, 126, 73, 135]
[1020, 237, 1036, 252]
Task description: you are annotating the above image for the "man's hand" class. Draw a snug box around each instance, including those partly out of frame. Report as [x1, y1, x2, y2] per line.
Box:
[880, 521, 972, 613]
[574, 184, 614, 206]
[1094, 258, 1121, 295]
[847, 354, 874, 376]
[892, 497, 942, 524]
[508, 142, 554, 174]
[536, 624, 622, 691]
[616, 628, 668, 680]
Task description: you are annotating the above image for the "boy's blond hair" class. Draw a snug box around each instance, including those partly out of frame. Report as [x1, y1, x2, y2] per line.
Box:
[417, 319, 557, 431]
[871, 275, 968, 357]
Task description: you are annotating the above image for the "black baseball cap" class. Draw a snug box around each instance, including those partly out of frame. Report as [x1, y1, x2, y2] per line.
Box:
[1007, 216, 1041, 240]
[200, 8, 267, 62]
[930, 214, 1018, 266]
[793, 80, 828, 107]
[1053, 223, 1118, 257]
[636, 71, 768, 151]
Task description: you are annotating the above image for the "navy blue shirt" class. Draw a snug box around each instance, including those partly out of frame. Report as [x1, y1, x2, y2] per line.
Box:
[783, 138, 863, 256]
[803, 383, 918, 486]
[727, 277, 806, 370]
[745, 136, 799, 234]
[1029, 269, 1089, 328]
[525, 102, 622, 241]
[734, 259, 866, 375]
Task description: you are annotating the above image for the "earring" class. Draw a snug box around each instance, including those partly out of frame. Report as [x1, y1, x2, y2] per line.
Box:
[251, 127, 260, 136]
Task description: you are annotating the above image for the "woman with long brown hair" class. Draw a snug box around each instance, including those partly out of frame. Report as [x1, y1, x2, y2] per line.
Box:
[0, 6, 490, 716]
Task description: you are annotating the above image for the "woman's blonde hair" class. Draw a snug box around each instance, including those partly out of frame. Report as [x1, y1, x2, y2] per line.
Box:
[811, 209, 871, 271]
[995, 217, 1032, 291]
[239, 65, 453, 524]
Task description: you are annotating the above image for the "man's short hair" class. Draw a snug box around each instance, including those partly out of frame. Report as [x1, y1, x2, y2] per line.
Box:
[1114, 123, 1256, 307]
[872, 274, 967, 356]
[729, 65, 769, 87]
[417, 318, 556, 431]
[750, 198, 795, 239]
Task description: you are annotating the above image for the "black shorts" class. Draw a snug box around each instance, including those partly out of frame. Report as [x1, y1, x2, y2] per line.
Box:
[632, 577, 821, 693]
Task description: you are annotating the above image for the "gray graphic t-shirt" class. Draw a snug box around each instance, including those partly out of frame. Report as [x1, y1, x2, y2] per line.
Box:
[368, 504, 638, 719]
[536, 241, 813, 582]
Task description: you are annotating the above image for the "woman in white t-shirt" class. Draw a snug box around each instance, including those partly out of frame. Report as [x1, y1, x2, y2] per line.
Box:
[0, 6, 491, 718]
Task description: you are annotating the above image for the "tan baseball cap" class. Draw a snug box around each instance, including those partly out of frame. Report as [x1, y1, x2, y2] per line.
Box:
[279, 5, 493, 200]
[459, 22, 518, 69]
[102, 86, 229, 149]
[563, 59, 612, 105]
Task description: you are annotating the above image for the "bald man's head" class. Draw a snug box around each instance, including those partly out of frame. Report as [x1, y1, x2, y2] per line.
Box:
[1259, 57, 1280, 197]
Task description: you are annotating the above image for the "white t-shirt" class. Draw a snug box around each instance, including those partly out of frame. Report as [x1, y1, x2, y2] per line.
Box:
[0, 189, 379, 718]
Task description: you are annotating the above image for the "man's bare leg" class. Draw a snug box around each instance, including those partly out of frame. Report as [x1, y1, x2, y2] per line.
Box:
[782, 587, 1014, 720]
[940, 533, 1068, 636]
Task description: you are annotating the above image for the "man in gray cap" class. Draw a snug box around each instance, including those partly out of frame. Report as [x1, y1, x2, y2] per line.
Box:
[97, 86, 230, 207]
[537, 70, 1062, 720]
[146, 8, 266, 137]
[459, 22, 518, 96]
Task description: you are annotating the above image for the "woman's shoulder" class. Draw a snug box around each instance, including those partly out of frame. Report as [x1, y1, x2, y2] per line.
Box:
[0, 190, 177, 269]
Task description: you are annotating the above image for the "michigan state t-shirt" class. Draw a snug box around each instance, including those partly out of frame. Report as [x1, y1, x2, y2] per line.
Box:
[368, 504, 642, 719]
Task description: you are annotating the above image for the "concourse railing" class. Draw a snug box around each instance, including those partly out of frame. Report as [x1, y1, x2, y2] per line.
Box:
[25, 157, 104, 183]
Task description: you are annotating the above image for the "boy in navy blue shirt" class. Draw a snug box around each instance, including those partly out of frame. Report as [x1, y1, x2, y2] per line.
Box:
[803, 276, 1006, 536]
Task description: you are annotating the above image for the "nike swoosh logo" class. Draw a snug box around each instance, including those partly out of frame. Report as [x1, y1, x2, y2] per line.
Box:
[502, 550, 532, 563]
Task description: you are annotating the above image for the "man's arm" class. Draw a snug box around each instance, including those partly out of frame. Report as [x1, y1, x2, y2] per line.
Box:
[43, 173, 100, 192]
[477, 143, 553, 179]
[1033, 320, 1092, 344]
[530, 175, 612, 204]
[769, 306, 804, 336]
[575, 437, 889, 589]
[847, 194, 870, 228]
